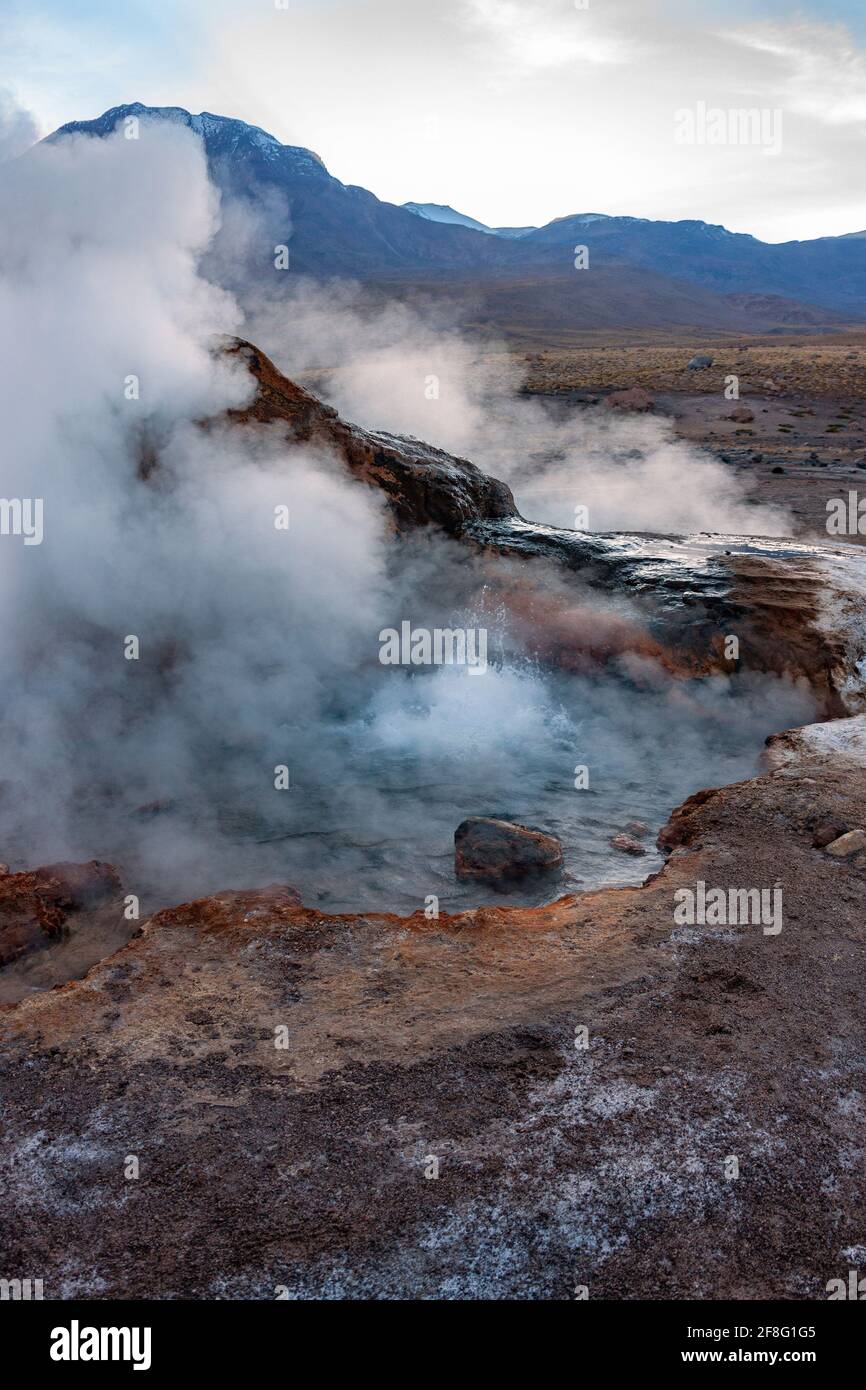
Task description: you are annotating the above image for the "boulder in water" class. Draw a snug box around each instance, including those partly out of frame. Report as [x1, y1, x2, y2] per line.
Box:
[454, 818, 563, 886]
[610, 833, 647, 857]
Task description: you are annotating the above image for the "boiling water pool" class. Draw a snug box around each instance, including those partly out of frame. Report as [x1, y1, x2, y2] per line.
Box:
[99, 663, 817, 915]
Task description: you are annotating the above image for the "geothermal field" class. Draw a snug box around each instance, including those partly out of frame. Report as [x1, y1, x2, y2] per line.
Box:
[3, 1, 866, 1341]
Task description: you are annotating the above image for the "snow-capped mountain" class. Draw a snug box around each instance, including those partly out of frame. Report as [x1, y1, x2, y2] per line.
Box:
[43, 104, 866, 321]
[402, 202, 498, 234]
[403, 202, 538, 239]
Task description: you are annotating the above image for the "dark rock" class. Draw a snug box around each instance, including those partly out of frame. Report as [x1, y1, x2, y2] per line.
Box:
[687, 355, 714, 370]
[223, 340, 517, 537]
[610, 833, 647, 856]
[624, 821, 650, 838]
[812, 822, 848, 848]
[454, 818, 563, 885]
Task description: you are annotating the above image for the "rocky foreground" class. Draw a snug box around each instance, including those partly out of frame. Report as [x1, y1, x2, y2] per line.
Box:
[1, 717, 865, 1299]
[2, 347, 866, 1299]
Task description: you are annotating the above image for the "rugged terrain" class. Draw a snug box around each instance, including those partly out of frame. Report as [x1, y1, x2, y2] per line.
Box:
[502, 334, 866, 540]
[2, 349, 865, 1300]
[1, 718, 865, 1299]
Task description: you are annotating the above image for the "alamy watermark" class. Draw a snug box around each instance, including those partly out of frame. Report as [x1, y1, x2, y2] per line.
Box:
[0, 497, 43, 545]
[379, 621, 488, 674]
[826, 492, 866, 536]
[50, 1322, 152, 1371]
[673, 880, 783, 935]
[0, 1276, 44, 1300]
[827, 1269, 866, 1299]
[675, 102, 783, 156]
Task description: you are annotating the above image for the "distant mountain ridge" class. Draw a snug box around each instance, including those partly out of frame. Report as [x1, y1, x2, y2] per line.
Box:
[46, 104, 866, 326]
[402, 202, 498, 234]
[402, 202, 537, 239]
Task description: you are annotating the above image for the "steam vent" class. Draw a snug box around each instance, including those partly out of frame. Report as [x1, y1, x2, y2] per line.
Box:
[3, 68, 866, 1347]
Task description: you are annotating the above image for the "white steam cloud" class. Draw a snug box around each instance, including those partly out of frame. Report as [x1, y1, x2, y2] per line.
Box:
[245, 280, 791, 538]
[0, 122, 813, 932]
[0, 89, 39, 164]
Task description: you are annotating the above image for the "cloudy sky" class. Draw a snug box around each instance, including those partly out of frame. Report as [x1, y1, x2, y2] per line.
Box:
[2, 0, 865, 242]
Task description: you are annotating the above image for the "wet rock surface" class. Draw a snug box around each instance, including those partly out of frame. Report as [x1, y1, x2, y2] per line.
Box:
[610, 833, 647, 857]
[468, 522, 864, 711]
[221, 341, 866, 710]
[454, 818, 564, 885]
[2, 719, 866, 1298]
[222, 339, 516, 536]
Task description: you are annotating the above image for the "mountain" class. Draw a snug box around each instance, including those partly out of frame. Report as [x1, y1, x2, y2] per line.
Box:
[492, 226, 538, 239]
[403, 202, 538, 239]
[402, 202, 496, 234]
[516, 214, 866, 318]
[49, 103, 515, 277]
[46, 104, 866, 328]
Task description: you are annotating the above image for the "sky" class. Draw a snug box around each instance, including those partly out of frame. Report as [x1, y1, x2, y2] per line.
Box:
[1, 0, 865, 242]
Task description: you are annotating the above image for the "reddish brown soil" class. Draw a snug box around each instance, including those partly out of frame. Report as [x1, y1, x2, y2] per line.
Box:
[2, 726, 865, 1300]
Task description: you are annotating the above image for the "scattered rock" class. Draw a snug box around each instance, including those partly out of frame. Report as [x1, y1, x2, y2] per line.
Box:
[610, 833, 647, 857]
[726, 406, 754, 423]
[824, 830, 866, 858]
[812, 822, 848, 848]
[454, 818, 563, 885]
[604, 387, 654, 413]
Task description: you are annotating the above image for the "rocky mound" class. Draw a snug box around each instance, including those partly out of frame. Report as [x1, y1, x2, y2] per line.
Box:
[220, 342, 866, 709]
[223, 340, 516, 534]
